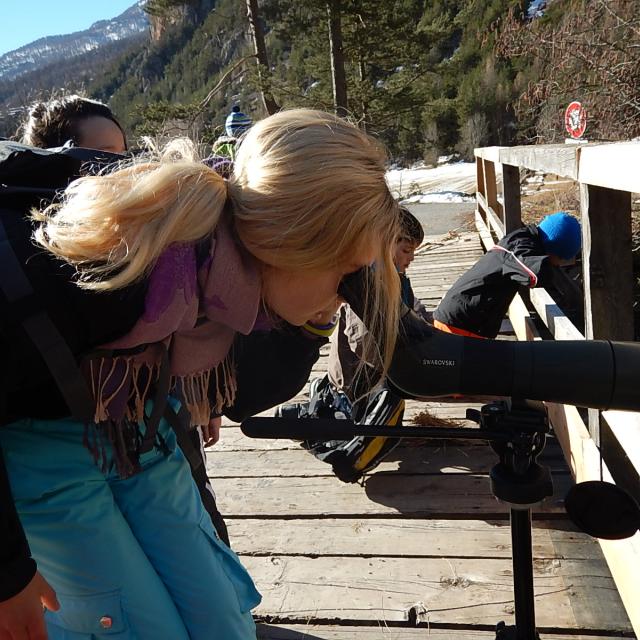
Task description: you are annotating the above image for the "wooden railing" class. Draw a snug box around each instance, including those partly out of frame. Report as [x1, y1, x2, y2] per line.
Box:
[474, 142, 640, 635]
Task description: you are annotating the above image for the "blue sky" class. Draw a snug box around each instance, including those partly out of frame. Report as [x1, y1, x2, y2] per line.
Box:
[0, 1, 138, 57]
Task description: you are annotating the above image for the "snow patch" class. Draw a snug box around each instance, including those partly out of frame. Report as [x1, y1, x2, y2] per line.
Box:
[386, 162, 478, 199]
[402, 191, 475, 204]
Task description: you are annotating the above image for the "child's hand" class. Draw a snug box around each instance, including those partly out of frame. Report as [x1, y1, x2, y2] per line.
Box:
[0, 571, 59, 640]
[202, 416, 221, 448]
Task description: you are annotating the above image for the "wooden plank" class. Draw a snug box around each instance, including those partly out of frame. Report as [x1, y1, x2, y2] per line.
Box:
[580, 184, 634, 342]
[476, 193, 504, 238]
[529, 288, 584, 341]
[601, 410, 640, 480]
[545, 401, 640, 636]
[474, 146, 504, 163]
[476, 156, 485, 200]
[578, 141, 640, 193]
[580, 184, 633, 444]
[244, 555, 629, 630]
[497, 144, 579, 180]
[474, 211, 495, 251]
[486, 205, 504, 238]
[483, 159, 501, 218]
[206, 445, 566, 478]
[257, 625, 624, 640]
[214, 474, 571, 517]
[508, 293, 542, 342]
[228, 518, 595, 560]
[501, 163, 522, 233]
[409, 260, 480, 271]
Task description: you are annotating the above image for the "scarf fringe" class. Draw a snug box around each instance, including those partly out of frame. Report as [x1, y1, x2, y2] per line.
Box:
[85, 351, 237, 474]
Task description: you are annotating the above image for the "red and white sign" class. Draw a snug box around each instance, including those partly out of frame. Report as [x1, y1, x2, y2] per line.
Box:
[564, 101, 587, 139]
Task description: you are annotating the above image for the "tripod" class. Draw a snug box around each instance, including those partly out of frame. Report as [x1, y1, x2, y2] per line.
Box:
[242, 398, 552, 639]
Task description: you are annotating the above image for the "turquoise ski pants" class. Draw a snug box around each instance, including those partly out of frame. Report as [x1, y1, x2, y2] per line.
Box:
[0, 414, 260, 639]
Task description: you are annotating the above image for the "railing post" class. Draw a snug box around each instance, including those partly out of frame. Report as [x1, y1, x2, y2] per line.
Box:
[483, 159, 500, 220]
[501, 164, 522, 234]
[476, 155, 486, 224]
[580, 183, 634, 443]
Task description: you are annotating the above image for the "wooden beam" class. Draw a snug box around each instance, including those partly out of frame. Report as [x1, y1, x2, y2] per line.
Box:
[508, 293, 542, 342]
[601, 410, 640, 483]
[214, 474, 569, 517]
[476, 193, 504, 237]
[580, 184, 633, 443]
[257, 626, 625, 640]
[474, 211, 495, 251]
[580, 185, 634, 341]
[227, 517, 589, 559]
[497, 144, 580, 179]
[545, 401, 640, 637]
[529, 288, 584, 341]
[474, 145, 503, 163]
[476, 156, 485, 199]
[482, 159, 502, 219]
[578, 142, 640, 193]
[486, 204, 505, 237]
[501, 163, 522, 233]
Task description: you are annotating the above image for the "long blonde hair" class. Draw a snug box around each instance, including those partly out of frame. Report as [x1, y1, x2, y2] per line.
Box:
[33, 140, 227, 291]
[34, 109, 401, 372]
[230, 109, 401, 372]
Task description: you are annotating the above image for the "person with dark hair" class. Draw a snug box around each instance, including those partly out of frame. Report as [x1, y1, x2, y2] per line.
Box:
[21, 95, 127, 153]
[19, 95, 236, 547]
[433, 212, 581, 339]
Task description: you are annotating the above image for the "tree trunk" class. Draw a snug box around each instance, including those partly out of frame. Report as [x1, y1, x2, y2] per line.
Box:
[246, 0, 280, 115]
[358, 55, 368, 132]
[327, 0, 348, 117]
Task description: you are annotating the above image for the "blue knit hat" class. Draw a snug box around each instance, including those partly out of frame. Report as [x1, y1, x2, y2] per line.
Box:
[225, 105, 252, 137]
[537, 212, 582, 260]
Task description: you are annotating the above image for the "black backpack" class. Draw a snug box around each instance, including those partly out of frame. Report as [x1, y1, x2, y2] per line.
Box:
[0, 142, 211, 473]
[0, 141, 134, 424]
[275, 375, 405, 483]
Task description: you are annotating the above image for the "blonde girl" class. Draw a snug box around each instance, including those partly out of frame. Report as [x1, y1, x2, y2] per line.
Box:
[0, 109, 400, 640]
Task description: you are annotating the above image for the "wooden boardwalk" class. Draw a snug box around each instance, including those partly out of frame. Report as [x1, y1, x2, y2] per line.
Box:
[211, 229, 635, 639]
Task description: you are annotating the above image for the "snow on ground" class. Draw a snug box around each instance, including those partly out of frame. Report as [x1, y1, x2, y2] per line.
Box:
[402, 191, 474, 204]
[386, 160, 564, 204]
[386, 162, 482, 201]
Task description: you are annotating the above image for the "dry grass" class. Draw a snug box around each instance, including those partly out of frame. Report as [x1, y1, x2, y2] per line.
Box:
[520, 176, 580, 224]
[411, 409, 464, 428]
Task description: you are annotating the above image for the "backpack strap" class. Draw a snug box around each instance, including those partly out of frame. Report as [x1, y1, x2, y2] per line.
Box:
[0, 214, 94, 422]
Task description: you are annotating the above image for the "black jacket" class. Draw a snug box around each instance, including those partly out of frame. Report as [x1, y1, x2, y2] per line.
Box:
[433, 225, 554, 339]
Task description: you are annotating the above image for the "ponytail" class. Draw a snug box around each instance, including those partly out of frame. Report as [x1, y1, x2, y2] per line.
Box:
[33, 142, 227, 291]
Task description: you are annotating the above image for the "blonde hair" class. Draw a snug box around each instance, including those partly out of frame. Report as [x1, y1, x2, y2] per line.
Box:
[33, 109, 401, 372]
[230, 109, 401, 373]
[33, 140, 226, 290]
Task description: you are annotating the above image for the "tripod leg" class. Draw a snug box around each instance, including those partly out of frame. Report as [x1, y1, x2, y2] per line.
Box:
[511, 507, 539, 639]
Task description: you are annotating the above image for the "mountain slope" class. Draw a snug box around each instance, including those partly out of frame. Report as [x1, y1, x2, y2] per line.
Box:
[0, 2, 149, 82]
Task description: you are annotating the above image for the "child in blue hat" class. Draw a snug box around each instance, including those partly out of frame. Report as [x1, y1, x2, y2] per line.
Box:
[212, 106, 253, 160]
[433, 212, 581, 338]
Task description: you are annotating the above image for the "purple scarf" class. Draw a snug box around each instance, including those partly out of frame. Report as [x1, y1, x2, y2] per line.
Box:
[86, 216, 261, 429]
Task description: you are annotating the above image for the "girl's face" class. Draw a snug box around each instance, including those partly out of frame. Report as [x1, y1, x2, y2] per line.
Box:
[394, 239, 417, 273]
[261, 245, 378, 326]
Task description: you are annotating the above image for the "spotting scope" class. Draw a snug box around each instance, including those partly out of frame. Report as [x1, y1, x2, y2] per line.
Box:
[338, 269, 640, 412]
